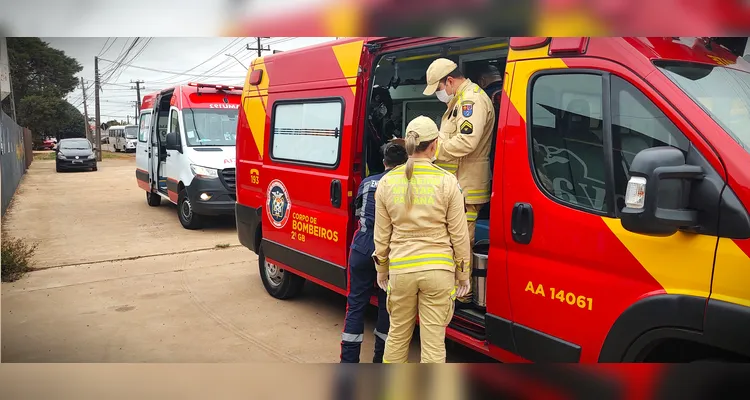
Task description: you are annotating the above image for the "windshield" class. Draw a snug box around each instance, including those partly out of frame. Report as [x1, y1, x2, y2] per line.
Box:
[124, 126, 138, 139]
[182, 108, 238, 146]
[656, 61, 750, 154]
[60, 139, 91, 150]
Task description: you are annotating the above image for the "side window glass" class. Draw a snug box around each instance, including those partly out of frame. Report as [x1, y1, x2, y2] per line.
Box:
[530, 74, 609, 213]
[169, 110, 180, 135]
[271, 100, 343, 166]
[139, 113, 151, 142]
[610, 76, 690, 212]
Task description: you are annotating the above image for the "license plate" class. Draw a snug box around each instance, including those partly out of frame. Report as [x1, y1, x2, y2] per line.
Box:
[73, 160, 82, 164]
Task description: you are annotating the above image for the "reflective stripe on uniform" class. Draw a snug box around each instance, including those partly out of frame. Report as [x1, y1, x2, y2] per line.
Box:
[466, 189, 490, 202]
[434, 162, 458, 174]
[466, 210, 478, 222]
[389, 254, 454, 270]
[411, 165, 444, 176]
[374, 329, 388, 342]
[450, 286, 457, 301]
[341, 332, 364, 343]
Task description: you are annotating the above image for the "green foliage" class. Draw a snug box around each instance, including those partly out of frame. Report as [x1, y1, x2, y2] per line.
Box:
[17, 96, 85, 139]
[1, 236, 38, 282]
[7, 38, 84, 139]
[7, 38, 82, 107]
[105, 119, 127, 128]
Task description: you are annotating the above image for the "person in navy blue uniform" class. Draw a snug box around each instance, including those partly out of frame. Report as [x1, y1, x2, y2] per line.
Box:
[340, 142, 408, 363]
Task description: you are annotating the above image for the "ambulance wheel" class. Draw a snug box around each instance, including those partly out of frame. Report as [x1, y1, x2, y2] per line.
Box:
[146, 191, 161, 207]
[178, 188, 204, 230]
[258, 244, 305, 299]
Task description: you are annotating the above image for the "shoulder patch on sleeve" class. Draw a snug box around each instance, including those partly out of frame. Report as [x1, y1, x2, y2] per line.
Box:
[460, 120, 474, 135]
[461, 100, 474, 118]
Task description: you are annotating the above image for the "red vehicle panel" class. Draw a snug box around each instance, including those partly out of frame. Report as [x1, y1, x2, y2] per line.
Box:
[236, 36, 750, 363]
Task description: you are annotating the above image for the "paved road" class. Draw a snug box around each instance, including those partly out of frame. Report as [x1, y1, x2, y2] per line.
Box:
[2, 158, 494, 363]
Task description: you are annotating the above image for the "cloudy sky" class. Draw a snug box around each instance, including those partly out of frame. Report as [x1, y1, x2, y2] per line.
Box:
[44, 37, 336, 123]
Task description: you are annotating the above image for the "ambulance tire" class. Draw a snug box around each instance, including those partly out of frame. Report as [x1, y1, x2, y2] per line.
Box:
[146, 191, 161, 207]
[258, 244, 305, 299]
[178, 188, 204, 230]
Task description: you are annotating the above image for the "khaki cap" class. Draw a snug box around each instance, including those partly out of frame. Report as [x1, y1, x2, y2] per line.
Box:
[423, 58, 458, 96]
[405, 116, 439, 143]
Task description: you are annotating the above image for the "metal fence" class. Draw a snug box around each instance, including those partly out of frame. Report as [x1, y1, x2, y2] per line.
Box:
[1, 110, 30, 217]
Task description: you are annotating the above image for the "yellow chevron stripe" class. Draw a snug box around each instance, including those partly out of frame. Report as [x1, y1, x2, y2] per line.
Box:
[332, 39, 364, 96]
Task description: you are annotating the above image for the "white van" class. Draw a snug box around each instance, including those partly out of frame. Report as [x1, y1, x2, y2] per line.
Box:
[135, 83, 241, 229]
[109, 124, 139, 152]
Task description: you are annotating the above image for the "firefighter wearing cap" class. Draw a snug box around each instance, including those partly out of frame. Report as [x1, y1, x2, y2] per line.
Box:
[423, 58, 495, 307]
[373, 115, 472, 363]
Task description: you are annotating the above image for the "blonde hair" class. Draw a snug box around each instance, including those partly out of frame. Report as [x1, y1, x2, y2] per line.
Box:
[404, 131, 435, 210]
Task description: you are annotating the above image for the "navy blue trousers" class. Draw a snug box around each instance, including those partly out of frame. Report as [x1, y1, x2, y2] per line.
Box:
[340, 249, 390, 363]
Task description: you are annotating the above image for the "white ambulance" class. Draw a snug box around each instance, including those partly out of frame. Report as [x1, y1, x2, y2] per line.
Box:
[135, 82, 241, 229]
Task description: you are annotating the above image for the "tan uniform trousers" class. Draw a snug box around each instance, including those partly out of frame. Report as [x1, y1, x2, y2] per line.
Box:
[456, 203, 482, 304]
[383, 269, 456, 363]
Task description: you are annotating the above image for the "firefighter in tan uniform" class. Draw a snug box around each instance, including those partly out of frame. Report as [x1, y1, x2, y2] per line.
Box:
[423, 58, 495, 307]
[373, 116, 472, 363]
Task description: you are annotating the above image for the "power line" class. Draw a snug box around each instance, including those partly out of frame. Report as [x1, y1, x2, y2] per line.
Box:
[98, 56, 247, 79]
[97, 38, 112, 57]
[146, 38, 243, 84]
[101, 38, 141, 84]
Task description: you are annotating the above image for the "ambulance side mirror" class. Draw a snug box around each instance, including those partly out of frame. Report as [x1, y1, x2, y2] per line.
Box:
[165, 132, 182, 153]
[620, 147, 704, 236]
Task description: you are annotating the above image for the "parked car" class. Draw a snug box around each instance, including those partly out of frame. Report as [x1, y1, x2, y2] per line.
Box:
[56, 138, 97, 172]
[42, 138, 57, 150]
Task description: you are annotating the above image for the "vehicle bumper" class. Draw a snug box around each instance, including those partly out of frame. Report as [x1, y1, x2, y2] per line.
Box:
[57, 159, 97, 169]
[236, 203, 261, 253]
[186, 176, 235, 216]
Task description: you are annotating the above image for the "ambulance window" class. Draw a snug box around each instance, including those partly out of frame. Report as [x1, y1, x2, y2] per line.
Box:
[529, 73, 609, 214]
[138, 113, 151, 142]
[610, 76, 690, 213]
[271, 100, 343, 167]
[169, 109, 180, 135]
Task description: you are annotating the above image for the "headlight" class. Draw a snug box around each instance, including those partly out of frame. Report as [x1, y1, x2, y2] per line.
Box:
[57, 152, 66, 159]
[87, 154, 96, 159]
[190, 164, 218, 179]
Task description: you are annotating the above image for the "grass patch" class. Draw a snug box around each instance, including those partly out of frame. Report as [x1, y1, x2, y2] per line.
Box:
[33, 152, 56, 161]
[1, 236, 38, 282]
[215, 243, 231, 249]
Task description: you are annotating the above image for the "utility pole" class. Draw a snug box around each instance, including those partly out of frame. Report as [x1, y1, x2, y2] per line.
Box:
[131, 80, 143, 120]
[94, 56, 102, 161]
[80, 77, 91, 142]
[247, 37, 270, 57]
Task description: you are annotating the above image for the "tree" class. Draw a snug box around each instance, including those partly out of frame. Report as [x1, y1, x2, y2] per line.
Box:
[7, 38, 82, 112]
[18, 96, 85, 140]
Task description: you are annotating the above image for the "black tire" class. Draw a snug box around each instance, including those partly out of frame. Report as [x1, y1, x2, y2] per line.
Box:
[177, 188, 204, 230]
[92, 165, 98, 171]
[56, 165, 62, 173]
[146, 191, 161, 207]
[258, 243, 305, 299]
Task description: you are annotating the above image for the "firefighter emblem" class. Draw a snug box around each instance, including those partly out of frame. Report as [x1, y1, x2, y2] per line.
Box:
[266, 179, 291, 228]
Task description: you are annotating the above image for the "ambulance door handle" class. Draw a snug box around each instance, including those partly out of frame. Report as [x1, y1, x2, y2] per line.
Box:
[330, 179, 342, 208]
[511, 202, 534, 245]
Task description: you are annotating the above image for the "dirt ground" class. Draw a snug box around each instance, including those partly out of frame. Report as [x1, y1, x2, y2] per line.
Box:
[2, 157, 489, 362]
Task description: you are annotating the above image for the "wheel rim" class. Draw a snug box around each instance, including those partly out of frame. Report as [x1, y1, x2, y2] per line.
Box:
[181, 198, 192, 221]
[265, 260, 284, 287]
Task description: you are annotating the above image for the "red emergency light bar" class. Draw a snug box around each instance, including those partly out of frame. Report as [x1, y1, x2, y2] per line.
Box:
[187, 82, 242, 91]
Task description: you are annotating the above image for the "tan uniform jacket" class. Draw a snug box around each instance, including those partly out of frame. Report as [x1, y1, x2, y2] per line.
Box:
[434, 79, 495, 205]
[373, 159, 472, 282]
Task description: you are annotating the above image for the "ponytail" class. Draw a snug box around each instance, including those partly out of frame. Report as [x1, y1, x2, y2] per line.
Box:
[404, 131, 419, 210]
